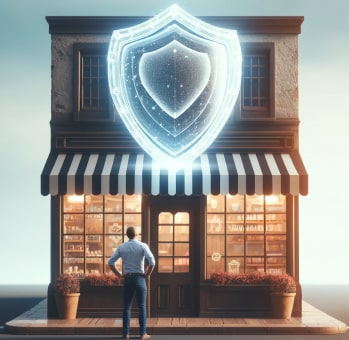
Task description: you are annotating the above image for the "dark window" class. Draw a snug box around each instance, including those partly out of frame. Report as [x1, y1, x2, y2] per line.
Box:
[240, 44, 275, 119]
[74, 44, 112, 121]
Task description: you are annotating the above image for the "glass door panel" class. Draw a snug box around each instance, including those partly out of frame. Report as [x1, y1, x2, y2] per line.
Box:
[158, 212, 190, 273]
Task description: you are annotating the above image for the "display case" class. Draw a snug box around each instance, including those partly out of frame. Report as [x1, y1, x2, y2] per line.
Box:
[62, 194, 142, 276]
[206, 194, 287, 276]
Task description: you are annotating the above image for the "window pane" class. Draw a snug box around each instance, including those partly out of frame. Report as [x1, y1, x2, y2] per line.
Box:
[105, 235, 122, 257]
[207, 195, 225, 212]
[158, 212, 173, 224]
[174, 212, 189, 224]
[158, 225, 173, 241]
[207, 256, 224, 277]
[227, 258, 243, 274]
[246, 257, 264, 273]
[86, 214, 103, 234]
[246, 235, 264, 256]
[80, 53, 108, 112]
[207, 214, 224, 234]
[226, 235, 244, 256]
[207, 235, 225, 256]
[105, 214, 122, 234]
[266, 235, 286, 256]
[174, 243, 189, 257]
[175, 225, 189, 241]
[242, 52, 269, 113]
[158, 243, 173, 256]
[158, 258, 173, 272]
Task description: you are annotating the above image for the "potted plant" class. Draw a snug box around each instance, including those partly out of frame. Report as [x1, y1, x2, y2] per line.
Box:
[266, 273, 296, 319]
[54, 274, 81, 319]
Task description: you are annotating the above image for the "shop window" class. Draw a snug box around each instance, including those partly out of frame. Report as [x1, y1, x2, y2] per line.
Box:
[73, 43, 112, 121]
[240, 43, 275, 119]
[157, 212, 190, 273]
[62, 194, 142, 276]
[206, 194, 286, 278]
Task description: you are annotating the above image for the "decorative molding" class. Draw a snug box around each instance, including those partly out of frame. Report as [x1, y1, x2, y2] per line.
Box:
[46, 16, 304, 35]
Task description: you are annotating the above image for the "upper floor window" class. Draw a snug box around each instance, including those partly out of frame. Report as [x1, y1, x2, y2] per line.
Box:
[73, 43, 275, 122]
[240, 43, 275, 119]
[74, 43, 112, 121]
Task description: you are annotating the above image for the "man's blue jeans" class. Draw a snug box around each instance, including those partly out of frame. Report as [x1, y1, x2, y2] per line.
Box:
[123, 274, 147, 336]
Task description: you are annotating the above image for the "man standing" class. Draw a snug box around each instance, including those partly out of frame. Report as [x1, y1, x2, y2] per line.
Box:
[109, 226, 155, 340]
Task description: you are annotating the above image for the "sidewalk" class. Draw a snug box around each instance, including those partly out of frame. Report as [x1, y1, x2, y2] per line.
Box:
[5, 299, 347, 335]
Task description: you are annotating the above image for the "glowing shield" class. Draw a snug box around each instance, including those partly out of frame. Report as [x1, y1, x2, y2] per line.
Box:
[108, 5, 242, 165]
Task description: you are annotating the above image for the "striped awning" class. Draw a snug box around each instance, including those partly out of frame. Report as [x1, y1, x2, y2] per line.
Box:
[41, 152, 308, 196]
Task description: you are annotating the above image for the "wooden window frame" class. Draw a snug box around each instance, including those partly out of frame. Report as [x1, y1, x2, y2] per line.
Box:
[73, 43, 114, 122]
[239, 43, 275, 120]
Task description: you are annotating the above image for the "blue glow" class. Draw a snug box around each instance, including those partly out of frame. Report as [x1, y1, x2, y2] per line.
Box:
[108, 4, 242, 165]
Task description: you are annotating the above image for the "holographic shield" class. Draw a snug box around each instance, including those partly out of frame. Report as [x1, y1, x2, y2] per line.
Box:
[108, 5, 241, 165]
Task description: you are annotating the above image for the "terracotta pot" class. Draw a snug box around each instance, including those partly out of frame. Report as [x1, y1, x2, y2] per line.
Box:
[270, 292, 296, 319]
[55, 293, 80, 319]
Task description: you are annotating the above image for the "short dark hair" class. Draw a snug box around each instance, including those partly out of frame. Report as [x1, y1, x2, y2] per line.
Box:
[126, 226, 136, 239]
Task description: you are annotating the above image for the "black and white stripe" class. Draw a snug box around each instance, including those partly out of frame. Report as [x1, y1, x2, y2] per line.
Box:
[41, 152, 308, 196]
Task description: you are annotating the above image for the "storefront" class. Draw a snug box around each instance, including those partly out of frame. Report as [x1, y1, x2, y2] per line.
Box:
[41, 7, 307, 318]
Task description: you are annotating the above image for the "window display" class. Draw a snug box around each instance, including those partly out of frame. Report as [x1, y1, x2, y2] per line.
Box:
[206, 194, 286, 277]
[62, 194, 142, 276]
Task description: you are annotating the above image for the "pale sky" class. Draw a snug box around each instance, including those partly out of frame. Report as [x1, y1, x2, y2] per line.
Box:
[0, 0, 348, 285]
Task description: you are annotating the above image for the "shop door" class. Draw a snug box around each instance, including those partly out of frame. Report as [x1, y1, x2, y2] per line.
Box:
[149, 196, 199, 316]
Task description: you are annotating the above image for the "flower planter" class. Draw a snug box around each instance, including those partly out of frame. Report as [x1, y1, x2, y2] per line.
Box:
[78, 284, 138, 317]
[199, 283, 272, 317]
[55, 293, 80, 319]
[78, 284, 123, 317]
[270, 292, 296, 319]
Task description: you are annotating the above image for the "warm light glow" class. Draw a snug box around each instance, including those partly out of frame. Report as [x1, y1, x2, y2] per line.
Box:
[265, 195, 281, 204]
[67, 195, 84, 203]
[108, 4, 241, 165]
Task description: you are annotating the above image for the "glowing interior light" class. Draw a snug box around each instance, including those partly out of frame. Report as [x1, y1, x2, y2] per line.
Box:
[108, 4, 242, 165]
[67, 195, 84, 203]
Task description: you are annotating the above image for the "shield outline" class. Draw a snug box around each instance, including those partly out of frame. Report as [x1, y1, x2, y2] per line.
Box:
[108, 4, 242, 165]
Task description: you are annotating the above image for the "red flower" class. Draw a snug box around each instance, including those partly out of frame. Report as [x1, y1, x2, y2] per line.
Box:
[55, 274, 80, 295]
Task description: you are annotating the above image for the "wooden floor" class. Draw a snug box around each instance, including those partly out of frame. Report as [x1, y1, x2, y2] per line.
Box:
[4, 299, 347, 335]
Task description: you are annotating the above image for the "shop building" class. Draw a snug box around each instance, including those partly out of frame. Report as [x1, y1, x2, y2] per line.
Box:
[41, 9, 308, 318]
